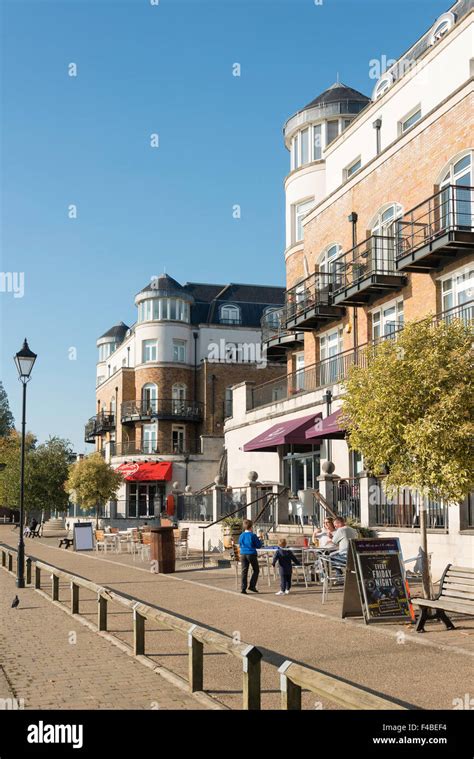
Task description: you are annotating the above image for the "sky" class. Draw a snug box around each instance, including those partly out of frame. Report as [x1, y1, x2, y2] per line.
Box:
[0, 0, 450, 452]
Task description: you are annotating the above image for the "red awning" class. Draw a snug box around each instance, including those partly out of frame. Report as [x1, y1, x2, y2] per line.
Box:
[116, 461, 173, 481]
[243, 413, 322, 452]
[305, 408, 345, 441]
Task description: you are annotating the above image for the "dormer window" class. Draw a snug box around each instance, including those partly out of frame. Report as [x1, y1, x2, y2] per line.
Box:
[220, 304, 241, 325]
[428, 12, 455, 46]
[373, 72, 395, 100]
[263, 307, 280, 328]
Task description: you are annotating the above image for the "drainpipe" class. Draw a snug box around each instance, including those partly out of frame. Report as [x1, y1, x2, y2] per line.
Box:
[348, 212, 358, 357]
[322, 388, 333, 463]
[211, 374, 216, 433]
[193, 331, 199, 454]
[373, 118, 382, 156]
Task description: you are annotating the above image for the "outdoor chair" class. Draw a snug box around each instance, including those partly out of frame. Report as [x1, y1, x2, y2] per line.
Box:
[318, 555, 346, 604]
[174, 528, 189, 559]
[95, 530, 113, 553]
[140, 531, 152, 562]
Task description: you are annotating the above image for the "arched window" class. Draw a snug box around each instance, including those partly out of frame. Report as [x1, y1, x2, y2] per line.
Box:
[318, 243, 342, 275]
[172, 383, 186, 414]
[141, 383, 158, 414]
[370, 204, 403, 268]
[372, 72, 394, 100]
[428, 12, 455, 46]
[220, 304, 241, 325]
[438, 153, 472, 230]
[370, 203, 403, 236]
[263, 307, 281, 328]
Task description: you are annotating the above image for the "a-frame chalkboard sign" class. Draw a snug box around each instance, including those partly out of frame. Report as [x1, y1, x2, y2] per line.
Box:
[342, 537, 412, 624]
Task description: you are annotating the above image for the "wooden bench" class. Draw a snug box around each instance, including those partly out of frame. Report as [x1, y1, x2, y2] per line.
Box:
[58, 537, 74, 549]
[412, 564, 474, 632]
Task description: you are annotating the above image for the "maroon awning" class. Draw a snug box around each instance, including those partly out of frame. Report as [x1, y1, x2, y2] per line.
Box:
[243, 413, 322, 452]
[305, 408, 345, 441]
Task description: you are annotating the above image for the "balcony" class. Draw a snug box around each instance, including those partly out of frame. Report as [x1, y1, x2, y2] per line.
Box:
[261, 308, 304, 362]
[396, 185, 474, 272]
[121, 398, 203, 423]
[84, 412, 115, 443]
[285, 272, 345, 330]
[110, 441, 202, 457]
[332, 235, 407, 306]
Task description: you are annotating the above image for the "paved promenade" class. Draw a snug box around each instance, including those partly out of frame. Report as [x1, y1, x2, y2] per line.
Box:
[1, 526, 473, 710]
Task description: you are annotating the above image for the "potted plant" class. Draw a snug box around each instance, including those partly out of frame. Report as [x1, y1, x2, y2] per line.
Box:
[221, 516, 243, 549]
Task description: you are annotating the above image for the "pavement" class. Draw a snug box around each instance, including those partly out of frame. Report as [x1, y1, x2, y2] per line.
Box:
[1, 525, 473, 710]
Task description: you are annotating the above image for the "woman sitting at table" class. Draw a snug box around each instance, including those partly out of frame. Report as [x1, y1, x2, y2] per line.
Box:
[312, 518, 335, 547]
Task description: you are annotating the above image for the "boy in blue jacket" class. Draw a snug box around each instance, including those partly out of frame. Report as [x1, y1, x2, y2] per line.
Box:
[272, 538, 300, 595]
[238, 519, 262, 594]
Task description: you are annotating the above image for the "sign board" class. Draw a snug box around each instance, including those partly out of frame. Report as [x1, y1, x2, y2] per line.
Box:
[73, 522, 94, 552]
[342, 538, 411, 624]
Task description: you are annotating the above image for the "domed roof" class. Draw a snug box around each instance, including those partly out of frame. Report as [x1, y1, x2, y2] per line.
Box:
[137, 273, 194, 303]
[300, 81, 370, 112]
[98, 321, 129, 341]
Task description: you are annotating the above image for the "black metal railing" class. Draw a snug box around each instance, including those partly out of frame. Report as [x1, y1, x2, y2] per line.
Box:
[331, 234, 400, 295]
[111, 441, 202, 457]
[369, 480, 448, 529]
[84, 412, 115, 442]
[249, 300, 473, 410]
[285, 271, 338, 321]
[397, 184, 474, 260]
[121, 398, 203, 422]
[332, 478, 361, 521]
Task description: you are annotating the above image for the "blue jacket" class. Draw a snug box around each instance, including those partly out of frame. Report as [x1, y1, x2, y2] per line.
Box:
[239, 531, 262, 555]
[272, 548, 300, 573]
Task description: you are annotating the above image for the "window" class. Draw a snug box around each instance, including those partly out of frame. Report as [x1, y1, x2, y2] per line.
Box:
[295, 353, 305, 391]
[300, 128, 309, 165]
[371, 204, 403, 236]
[224, 387, 233, 418]
[439, 153, 472, 230]
[98, 342, 117, 362]
[428, 13, 455, 46]
[142, 424, 158, 454]
[372, 299, 404, 342]
[172, 425, 186, 454]
[441, 266, 474, 318]
[128, 482, 162, 518]
[293, 132, 300, 169]
[172, 383, 186, 414]
[220, 304, 241, 325]
[141, 383, 158, 413]
[294, 198, 313, 243]
[345, 157, 361, 180]
[138, 298, 190, 323]
[313, 124, 322, 160]
[373, 72, 394, 100]
[263, 307, 280, 328]
[400, 107, 421, 134]
[319, 243, 342, 281]
[173, 340, 186, 363]
[320, 327, 343, 384]
[327, 120, 339, 145]
[142, 339, 157, 363]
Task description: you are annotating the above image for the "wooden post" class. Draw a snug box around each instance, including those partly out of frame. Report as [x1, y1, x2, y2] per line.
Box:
[26, 558, 32, 585]
[71, 582, 79, 614]
[1, 549, 6, 567]
[187, 625, 204, 692]
[35, 565, 41, 589]
[241, 645, 262, 710]
[52, 573, 59, 601]
[98, 594, 107, 631]
[7, 553, 13, 572]
[133, 608, 145, 656]
[278, 661, 302, 710]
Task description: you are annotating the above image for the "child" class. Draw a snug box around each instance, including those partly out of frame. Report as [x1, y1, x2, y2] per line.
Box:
[272, 538, 300, 595]
[238, 519, 262, 594]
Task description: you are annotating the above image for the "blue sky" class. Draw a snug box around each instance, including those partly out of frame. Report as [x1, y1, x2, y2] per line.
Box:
[1, 0, 449, 451]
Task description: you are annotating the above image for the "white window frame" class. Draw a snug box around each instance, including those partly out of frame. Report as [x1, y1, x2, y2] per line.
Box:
[439, 265, 474, 314]
[372, 72, 395, 100]
[399, 106, 421, 135]
[142, 339, 158, 363]
[313, 123, 322, 161]
[294, 198, 314, 243]
[172, 424, 186, 453]
[344, 156, 362, 180]
[220, 304, 241, 325]
[141, 383, 158, 412]
[371, 298, 404, 342]
[428, 12, 455, 46]
[319, 327, 343, 384]
[173, 340, 186, 363]
[295, 352, 305, 391]
[172, 383, 187, 414]
[318, 243, 342, 275]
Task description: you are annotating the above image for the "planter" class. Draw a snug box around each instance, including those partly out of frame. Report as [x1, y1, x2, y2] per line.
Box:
[222, 525, 241, 549]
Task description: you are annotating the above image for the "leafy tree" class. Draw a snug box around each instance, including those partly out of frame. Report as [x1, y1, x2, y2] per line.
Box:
[65, 453, 123, 527]
[341, 316, 473, 596]
[0, 382, 14, 437]
[0, 430, 37, 511]
[28, 437, 74, 516]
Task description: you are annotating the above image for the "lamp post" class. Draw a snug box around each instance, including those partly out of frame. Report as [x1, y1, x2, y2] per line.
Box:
[14, 338, 37, 588]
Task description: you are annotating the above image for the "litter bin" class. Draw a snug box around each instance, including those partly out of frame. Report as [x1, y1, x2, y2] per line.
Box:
[150, 527, 175, 573]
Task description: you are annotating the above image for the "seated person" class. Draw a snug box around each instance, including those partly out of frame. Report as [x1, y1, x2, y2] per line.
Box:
[312, 518, 335, 547]
[330, 516, 358, 571]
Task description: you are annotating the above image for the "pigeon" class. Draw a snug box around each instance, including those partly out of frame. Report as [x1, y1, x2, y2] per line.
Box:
[11, 595, 19, 609]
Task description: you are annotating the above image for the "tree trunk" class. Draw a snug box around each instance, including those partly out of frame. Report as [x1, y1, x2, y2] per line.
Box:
[419, 496, 432, 599]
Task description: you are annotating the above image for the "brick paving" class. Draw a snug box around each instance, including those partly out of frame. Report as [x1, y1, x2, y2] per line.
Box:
[0, 569, 206, 710]
[1, 526, 473, 710]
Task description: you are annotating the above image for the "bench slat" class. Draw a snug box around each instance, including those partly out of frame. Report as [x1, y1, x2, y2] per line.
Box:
[442, 583, 474, 595]
[441, 589, 474, 601]
[413, 598, 473, 615]
[444, 575, 474, 587]
[448, 566, 474, 575]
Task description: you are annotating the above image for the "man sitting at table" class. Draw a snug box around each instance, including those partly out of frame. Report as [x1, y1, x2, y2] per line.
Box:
[330, 516, 358, 572]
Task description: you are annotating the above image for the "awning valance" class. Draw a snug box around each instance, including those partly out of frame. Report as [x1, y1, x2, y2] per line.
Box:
[116, 461, 173, 481]
[305, 408, 345, 441]
[243, 413, 322, 452]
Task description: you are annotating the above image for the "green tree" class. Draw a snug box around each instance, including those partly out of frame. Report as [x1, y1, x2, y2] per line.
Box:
[28, 436, 74, 517]
[65, 453, 123, 527]
[0, 430, 37, 510]
[341, 316, 473, 596]
[0, 382, 15, 437]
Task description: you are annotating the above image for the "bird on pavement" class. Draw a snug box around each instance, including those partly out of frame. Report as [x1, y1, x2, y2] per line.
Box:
[11, 595, 20, 609]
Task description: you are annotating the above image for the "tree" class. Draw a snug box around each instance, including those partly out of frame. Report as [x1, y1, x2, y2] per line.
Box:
[28, 437, 74, 517]
[0, 382, 14, 437]
[341, 316, 473, 597]
[0, 430, 37, 511]
[65, 453, 123, 527]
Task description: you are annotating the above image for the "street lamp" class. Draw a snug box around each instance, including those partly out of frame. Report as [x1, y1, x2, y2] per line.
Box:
[14, 338, 37, 588]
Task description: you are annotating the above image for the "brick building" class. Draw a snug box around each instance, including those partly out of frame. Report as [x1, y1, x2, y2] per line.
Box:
[85, 273, 284, 518]
[225, 0, 474, 574]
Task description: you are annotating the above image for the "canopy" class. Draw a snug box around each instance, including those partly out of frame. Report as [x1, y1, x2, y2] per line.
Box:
[305, 408, 345, 441]
[243, 413, 322, 452]
[116, 461, 173, 481]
